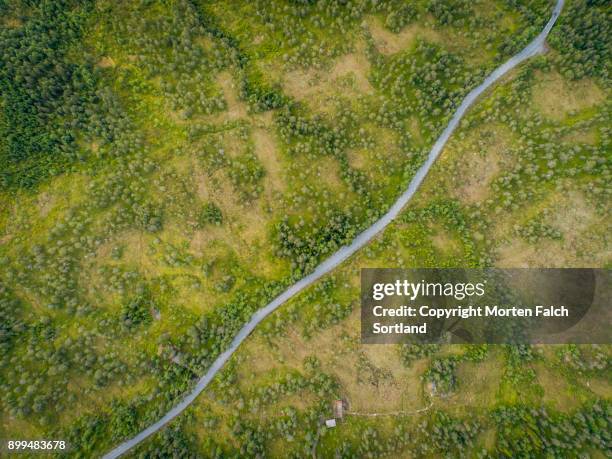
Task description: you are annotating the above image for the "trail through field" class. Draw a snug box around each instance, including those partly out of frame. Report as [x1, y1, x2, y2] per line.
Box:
[346, 400, 434, 417]
[104, 1, 564, 456]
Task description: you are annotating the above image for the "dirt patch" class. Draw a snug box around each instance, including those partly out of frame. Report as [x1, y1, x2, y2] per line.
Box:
[4, 18, 22, 28]
[282, 67, 321, 100]
[534, 363, 581, 411]
[192, 170, 276, 271]
[190, 226, 229, 255]
[348, 125, 399, 170]
[495, 189, 611, 267]
[97, 57, 116, 68]
[266, 392, 317, 413]
[586, 377, 611, 399]
[238, 341, 291, 380]
[562, 129, 598, 145]
[330, 52, 372, 93]
[316, 157, 344, 189]
[195, 171, 212, 202]
[431, 227, 462, 256]
[253, 110, 275, 128]
[458, 152, 500, 203]
[347, 345, 425, 412]
[408, 117, 423, 145]
[365, 15, 491, 64]
[547, 189, 611, 264]
[378, 125, 400, 154]
[367, 16, 442, 55]
[532, 71, 605, 120]
[216, 71, 248, 120]
[94, 231, 144, 266]
[347, 148, 369, 169]
[217, 130, 248, 158]
[195, 36, 215, 52]
[452, 124, 513, 204]
[549, 190, 594, 235]
[451, 356, 503, 408]
[37, 192, 56, 217]
[252, 128, 285, 192]
[283, 47, 373, 106]
[493, 232, 603, 268]
[496, 239, 540, 268]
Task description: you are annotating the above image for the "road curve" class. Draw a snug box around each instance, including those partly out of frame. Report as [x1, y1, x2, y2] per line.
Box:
[104, 1, 564, 456]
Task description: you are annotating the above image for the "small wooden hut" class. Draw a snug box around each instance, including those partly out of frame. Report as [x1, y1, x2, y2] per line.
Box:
[333, 399, 345, 419]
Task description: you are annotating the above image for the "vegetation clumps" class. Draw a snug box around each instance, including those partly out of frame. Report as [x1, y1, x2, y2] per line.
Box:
[199, 202, 223, 227]
[400, 343, 440, 366]
[514, 212, 562, 243]
[425, 357, 458, 395]
[120, 290, 154, 330]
